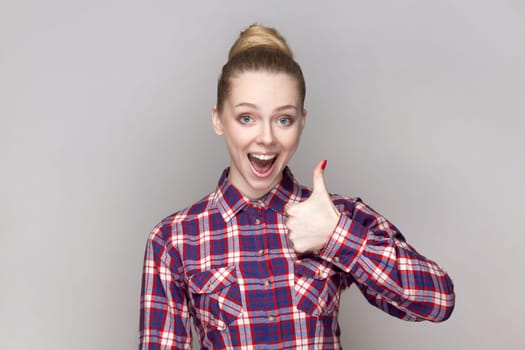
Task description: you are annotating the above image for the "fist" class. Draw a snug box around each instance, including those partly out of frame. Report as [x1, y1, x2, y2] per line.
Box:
[285, 160, 341, 253]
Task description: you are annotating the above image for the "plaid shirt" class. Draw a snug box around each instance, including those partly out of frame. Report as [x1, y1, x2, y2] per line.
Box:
[139, 167, 454, 349]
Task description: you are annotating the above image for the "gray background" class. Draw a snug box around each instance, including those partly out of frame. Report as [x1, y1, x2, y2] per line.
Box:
[1, 0, 524, 349]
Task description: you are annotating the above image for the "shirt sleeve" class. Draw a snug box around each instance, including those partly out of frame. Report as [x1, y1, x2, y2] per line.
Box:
[318, 198, 455, 322]
[139, 224, 192, 349]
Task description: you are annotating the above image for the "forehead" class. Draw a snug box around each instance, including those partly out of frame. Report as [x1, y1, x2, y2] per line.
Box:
[228, 71, 300, 108]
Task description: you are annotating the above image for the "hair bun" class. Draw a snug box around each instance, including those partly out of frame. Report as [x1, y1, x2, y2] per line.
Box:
[228, 24, 293, 60]
[217, 24, 305, 113]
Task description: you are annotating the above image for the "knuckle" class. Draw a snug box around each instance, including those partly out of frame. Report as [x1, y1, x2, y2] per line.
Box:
[285, 202, 301, 215]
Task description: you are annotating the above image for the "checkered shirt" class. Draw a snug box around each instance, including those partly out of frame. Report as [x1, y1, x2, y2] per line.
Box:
[139, 167, 455, 349]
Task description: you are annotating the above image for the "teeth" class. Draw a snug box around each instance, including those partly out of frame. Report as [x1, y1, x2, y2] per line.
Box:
[251, 153, 276, 161]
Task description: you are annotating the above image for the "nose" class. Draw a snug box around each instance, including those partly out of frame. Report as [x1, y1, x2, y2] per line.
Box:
[256, 122, 276, 145]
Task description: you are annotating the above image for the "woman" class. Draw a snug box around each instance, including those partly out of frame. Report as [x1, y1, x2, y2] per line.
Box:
[139, 25, 455, 349]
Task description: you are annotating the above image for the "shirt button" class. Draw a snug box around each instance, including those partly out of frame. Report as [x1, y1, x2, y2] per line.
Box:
[254, 218, 261, 225]
[257, 249, 265, 256]
[217, 320, 226, 330]
[333, 256, 340, 263]
[264, 279, 271, 287]
[268, 315, 275, 322]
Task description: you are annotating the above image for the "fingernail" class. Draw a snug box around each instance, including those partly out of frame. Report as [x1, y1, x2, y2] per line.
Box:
[321, 160, 327, 170]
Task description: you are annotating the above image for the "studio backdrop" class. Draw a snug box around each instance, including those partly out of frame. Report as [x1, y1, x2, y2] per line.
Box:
[1, 1, 524, 349]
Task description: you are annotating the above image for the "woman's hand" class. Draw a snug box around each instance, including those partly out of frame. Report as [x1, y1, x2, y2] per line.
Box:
[285, 160, 341, 253]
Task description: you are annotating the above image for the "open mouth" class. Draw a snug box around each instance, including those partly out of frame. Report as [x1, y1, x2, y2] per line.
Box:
[248, 153, 278, 177]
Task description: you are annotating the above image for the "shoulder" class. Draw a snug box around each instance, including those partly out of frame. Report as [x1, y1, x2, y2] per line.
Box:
[329, 192, 381, 221]
[329, 193, 359, 205]
[329, 193, 396, 231]
[294, 179, 361, 211]
[147, 191, 219, 245]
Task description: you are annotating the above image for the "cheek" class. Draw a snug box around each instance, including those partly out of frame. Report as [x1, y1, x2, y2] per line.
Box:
[281, 129, 302, 149]
[224, 128, 251, 150]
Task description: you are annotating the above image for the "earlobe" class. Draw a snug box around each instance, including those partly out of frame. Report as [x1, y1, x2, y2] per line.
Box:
[211, 106, 224, 135]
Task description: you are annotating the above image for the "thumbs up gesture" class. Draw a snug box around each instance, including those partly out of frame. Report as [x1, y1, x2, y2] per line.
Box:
[285, 160, 341, 253]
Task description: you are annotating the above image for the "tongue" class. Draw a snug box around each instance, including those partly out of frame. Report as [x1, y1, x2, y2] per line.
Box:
[250, 156, 274, 174]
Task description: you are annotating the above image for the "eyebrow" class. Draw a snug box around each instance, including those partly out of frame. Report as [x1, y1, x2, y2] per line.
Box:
[234, 102, 298, 112]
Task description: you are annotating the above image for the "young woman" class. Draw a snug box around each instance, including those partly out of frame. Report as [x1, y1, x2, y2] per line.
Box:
[139, 25, 455, 349]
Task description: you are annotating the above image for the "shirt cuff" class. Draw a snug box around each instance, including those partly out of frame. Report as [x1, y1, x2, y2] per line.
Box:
[319, 214, 369, 273]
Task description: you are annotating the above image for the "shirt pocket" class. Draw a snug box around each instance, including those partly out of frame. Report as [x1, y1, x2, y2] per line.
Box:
[187, 265, 243, 331]
[294, 259, 342, 317]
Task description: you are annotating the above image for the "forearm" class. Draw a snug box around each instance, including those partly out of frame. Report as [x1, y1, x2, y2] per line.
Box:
[319, 199, 455, 322]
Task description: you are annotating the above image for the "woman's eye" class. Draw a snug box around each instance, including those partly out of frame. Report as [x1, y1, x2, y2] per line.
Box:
[239, 115, 253, 124]
[277, 116, 293, 126]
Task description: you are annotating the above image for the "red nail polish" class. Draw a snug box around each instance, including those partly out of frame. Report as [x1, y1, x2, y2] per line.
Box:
[321, 160, 327, 170]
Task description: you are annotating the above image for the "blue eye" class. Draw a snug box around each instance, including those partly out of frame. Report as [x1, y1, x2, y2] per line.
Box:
[239, 115, 253, 124]
[277, 116, 292, 126]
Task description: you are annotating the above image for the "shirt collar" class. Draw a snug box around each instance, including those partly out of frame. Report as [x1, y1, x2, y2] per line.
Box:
[213, 167, 304, 222]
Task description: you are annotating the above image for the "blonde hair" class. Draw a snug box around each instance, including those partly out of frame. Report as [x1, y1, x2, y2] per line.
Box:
[228, 25, 293, 59]
[217, 24, 305, 112]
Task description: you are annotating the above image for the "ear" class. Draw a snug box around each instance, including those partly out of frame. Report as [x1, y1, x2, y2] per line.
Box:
[300, 108, 307, 131]
[211, 106, 224, 135]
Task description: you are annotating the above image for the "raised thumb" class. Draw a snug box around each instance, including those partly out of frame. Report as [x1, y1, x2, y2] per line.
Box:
[311, 159, 329, 196]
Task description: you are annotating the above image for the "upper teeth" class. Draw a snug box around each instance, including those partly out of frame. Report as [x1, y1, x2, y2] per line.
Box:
[251, 154, 276, 161]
